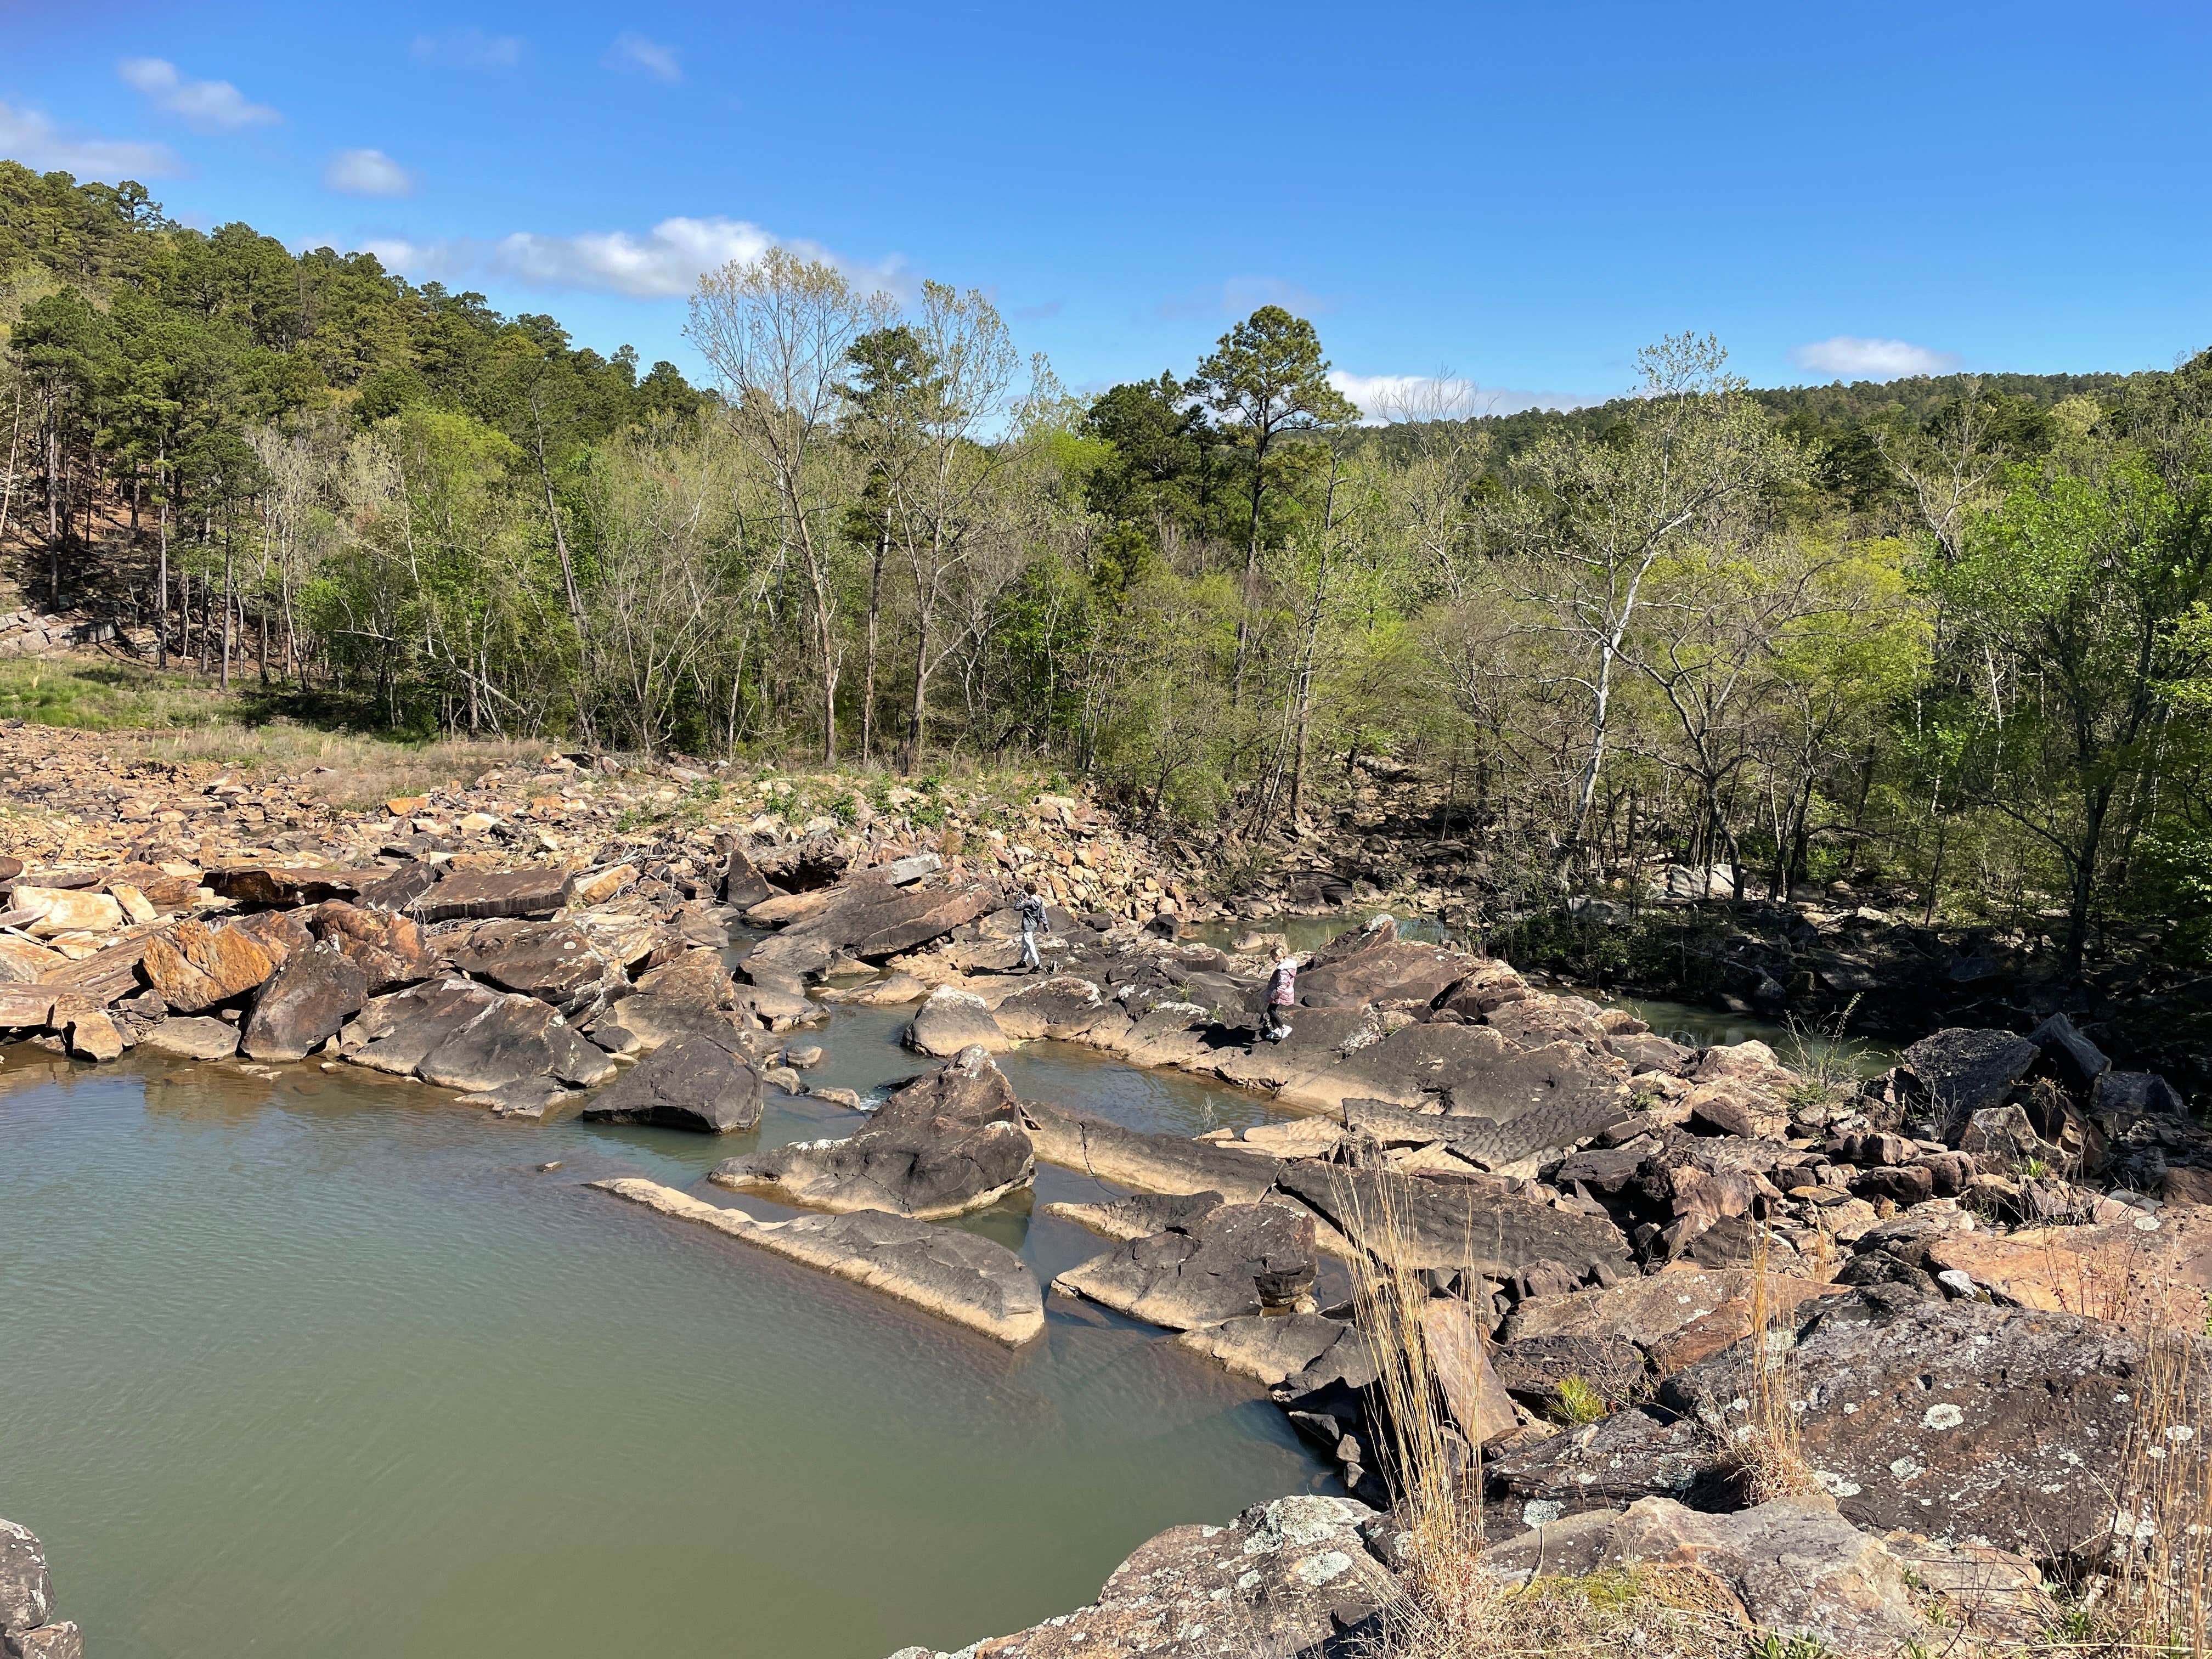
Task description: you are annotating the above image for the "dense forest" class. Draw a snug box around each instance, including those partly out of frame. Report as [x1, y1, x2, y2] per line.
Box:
[4, 161, 2210, 970]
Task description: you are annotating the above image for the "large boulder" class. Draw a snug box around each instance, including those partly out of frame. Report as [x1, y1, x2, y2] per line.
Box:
[1295, 937, 1470, 1007]
[584, 994, 755, 1057]
[1895, 1028, 2039, 1123]
[414, 994, 615, 1095]
[715, 836, 774, 908]
[307, 901, 436, 992]
[711, 1048, 1034, 1219]
[240, 940, 369, 1061]
[1659, 1285, 2205, 1561]
[142, 918, 286, 1012]
[592, 1179, 1043, 1344]
[343, 979, 505, 1075]
[1481, 1497, 1935, 1658]
[903, 985, 1009, 1056]
[580, 1031, 764, 1133]
[747, 875, 994, 980]
[884, 1495, 1395, 1659]
[450, 918, 616, 1008]
[1053, 1199, 1317, 1329]
[992, 975, 1115, 1040]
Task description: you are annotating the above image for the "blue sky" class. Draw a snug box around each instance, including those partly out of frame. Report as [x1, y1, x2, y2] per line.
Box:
[7, 1, 2210, 413]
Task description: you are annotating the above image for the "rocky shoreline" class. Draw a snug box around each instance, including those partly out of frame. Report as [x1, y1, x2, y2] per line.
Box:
[5, 755, 2209, 1657]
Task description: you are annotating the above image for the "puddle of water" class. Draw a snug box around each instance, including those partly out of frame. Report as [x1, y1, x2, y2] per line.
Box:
[0, 1023, 1327, 1659]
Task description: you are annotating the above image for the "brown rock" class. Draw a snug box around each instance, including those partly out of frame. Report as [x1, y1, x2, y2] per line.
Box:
[1423, 1295, 1518, 1446]
[307, 901, 436, 992]
[142, 918, 285, 1013]
[412, 867, 573, 923]
[1923, 1209, 2212, 1329]
[13, 887, 125, 938]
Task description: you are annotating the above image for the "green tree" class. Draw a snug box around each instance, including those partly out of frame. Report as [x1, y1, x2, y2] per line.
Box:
[1186, 306, 1358, 698]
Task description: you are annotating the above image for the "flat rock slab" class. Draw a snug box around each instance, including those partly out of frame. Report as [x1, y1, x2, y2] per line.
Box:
[1176, 1313, 1355, 1387]
[138, 1015, 241, 1060]
[412, 867, 573, 923]
[1043, 1189, 1230, 1243]
[1345, 1090, 1633, 1176]
[1923, 1208, 2212, 1330]
[1272, 1161, 1630, 1278]
[1054, 1201, 1317, 1329]
[1017, 1101, 1283, 1203]
[748, 878, 994, 980]
[580, 1032, 764, 1133]
[885, 1494, 1394, 1659]
[590, 1178, 1043, 1345]
[1658, 1286, 2207, 1560]
[1502, 1268, 1767, 1348]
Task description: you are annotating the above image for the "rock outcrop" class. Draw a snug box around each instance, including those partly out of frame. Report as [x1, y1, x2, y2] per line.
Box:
[710, 1048, 1034, 1218]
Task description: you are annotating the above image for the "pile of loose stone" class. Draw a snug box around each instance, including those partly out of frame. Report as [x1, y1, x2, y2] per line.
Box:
[6, 807, 2208, 1659]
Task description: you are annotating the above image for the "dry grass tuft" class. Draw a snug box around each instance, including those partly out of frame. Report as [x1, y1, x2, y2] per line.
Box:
[1372, 1564, 1747, 1659]
[1713, 1231, 1824, 1505]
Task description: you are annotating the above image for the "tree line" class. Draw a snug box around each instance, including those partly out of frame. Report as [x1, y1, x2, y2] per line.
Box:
[3, 162, 2209, 967]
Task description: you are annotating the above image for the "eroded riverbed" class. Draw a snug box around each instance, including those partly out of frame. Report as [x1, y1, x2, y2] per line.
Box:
[0, 1011, 1328, 1659]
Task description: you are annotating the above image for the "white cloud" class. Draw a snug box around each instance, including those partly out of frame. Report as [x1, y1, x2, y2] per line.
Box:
[323, 148, 415, 198]
[604, 31, 683, 83]
[1788, 335, 1962, 380]
[118, 58, 280, 131]
[1329, 371, 1599, 423]
[0, 100, 178, 178]
[410, 27, 523, 69]
[360, 216, 909, 301]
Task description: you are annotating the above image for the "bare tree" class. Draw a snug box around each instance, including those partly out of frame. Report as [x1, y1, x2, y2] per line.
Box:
[688, 250, 893, 763]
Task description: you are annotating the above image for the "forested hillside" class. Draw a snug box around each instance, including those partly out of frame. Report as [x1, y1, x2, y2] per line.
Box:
[4, 162, 2210, 972]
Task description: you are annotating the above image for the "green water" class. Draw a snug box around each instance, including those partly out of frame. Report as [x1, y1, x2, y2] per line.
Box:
[0, 1024, 1327, 1659]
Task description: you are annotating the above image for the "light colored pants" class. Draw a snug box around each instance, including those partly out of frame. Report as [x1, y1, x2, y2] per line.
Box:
[1020, 929, 1041, 970]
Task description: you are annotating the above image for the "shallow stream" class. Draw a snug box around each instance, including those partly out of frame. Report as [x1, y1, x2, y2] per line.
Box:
[0, 1008, 1327, 1659]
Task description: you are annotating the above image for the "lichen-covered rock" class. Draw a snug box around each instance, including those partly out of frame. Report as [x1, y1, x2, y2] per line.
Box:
[1659, 1285, 2207, 1560]
[884, 1494, 1395, 1658]
[1486, 1407, 1717, 1525]
[0, 1519, 53, 1635]
[1481, 1497, 1934, 1657]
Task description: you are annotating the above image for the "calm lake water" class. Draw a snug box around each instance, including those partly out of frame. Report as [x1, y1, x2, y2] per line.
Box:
[0, 1014, 1327, 1659]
